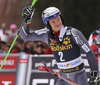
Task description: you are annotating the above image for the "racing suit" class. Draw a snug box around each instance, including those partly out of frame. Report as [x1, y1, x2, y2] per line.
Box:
[88, 29, 100, 66]
[20, 25, 98, 85]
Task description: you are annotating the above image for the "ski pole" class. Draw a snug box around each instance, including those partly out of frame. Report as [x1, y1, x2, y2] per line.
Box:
[0, 0, 38, 70]
[38, 61, 80, 85]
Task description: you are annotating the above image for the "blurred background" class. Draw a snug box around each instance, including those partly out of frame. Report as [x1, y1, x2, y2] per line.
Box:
[0, 0, 99, 84]
[0, 0, 100, 54]
[0, 0, 100, 39]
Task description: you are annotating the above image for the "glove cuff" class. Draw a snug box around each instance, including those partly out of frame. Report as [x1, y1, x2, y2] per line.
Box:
[26, 22, 31, 25]
[26, 19, 31, 25]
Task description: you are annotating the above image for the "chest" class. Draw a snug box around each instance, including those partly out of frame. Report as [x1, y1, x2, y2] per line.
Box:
[49, 34, 80, 62]
[49, 36, 73, 52]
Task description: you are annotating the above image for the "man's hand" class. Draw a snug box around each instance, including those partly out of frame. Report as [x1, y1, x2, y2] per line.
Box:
[22, 5, 35, 25]
[88, 71, 100, 85]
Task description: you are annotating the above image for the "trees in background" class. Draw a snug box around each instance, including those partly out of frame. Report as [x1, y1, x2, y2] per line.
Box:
[0, 0, 100, 39]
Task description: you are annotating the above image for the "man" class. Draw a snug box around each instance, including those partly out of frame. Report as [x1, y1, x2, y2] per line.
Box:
[20, 6, 99, 85]
[88, 26, 100, 66]
[88, 27, 100, 85]
[88, 26, 100, 46]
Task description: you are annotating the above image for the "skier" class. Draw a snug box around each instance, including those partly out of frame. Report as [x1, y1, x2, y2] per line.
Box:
[88, 27, 100, 85]
[88, 26, 100, 46]
[88, 26, 100, 66]
[20, 6, 99, 85]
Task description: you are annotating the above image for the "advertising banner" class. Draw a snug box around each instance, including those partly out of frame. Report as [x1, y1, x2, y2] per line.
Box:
[0, 54, 19, 85]
[0, 54, 91, 85]
[0, 73, 15, 85]
[30, 54, 90, 85]
[0, 56, 18, 69]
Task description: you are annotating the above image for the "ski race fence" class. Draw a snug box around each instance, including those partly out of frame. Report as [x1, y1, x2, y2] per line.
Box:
[0, 53, 98, 85]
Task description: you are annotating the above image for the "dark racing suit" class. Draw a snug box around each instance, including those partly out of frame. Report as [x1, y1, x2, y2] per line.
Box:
[88, 29, 100, 67]
[88, 29, 100, 46]
[20, 25, 98, 85]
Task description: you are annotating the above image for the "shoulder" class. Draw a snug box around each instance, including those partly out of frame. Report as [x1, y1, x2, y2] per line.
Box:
[63, 26, 79, 36]
[92, 30, 100, 35]
[65, 26, 81, 36]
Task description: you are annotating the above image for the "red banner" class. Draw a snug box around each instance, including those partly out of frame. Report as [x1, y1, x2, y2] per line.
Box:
[19, 59, 28, 64]
[0, 56, 18, 69]
[0, 73, 15, 85]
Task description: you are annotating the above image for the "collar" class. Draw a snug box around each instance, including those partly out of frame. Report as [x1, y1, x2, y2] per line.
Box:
[54, 31, 60, 38]
[59, 25, 67, 42]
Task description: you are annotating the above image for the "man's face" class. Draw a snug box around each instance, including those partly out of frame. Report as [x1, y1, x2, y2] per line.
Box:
[49, 16, 62, 32]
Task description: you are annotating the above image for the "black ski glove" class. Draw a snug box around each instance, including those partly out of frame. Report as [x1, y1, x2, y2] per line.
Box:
[22, 5, 35, 24]
[88, 71, 100, 85]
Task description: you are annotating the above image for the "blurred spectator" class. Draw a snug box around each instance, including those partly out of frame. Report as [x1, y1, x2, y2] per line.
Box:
[0, 41, 6, 53]
[36, 44, 45, 54]
[0, 23, 49, 54]
[45, 47, 53, 54]
[0, 23, 8, 42]
[3, 44, 10, 53]
[2, 23, 17, 40]
[23, 41, 35, 54]
[37, 41, 42, 45]
[0, 41, 10, 53]
[8, 37, 13, 45]
[36, 41, 48, 53]
[11, 39, 38, 54]
[23, 41, 31, 54]
[16, 38, 25, 53]
[32, 41, 37, 48]
[0, 33, 50, 55]
[11, 39, 20, 53]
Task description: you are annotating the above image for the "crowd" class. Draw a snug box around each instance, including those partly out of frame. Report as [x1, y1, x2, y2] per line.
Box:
[0, 21, 100, 84]
[0, 23, 100, 57]
[0, 23, 53, 55]
[1, 23, 100, 57]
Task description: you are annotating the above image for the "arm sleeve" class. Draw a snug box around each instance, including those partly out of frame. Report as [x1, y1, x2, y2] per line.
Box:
[88, 33, 93, 46]
[71, 28, 98, 71]
[20, 24, 49, 44]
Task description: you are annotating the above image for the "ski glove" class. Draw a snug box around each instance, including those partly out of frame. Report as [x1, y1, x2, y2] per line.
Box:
[94, 35, 100, 47]
[22, 5, 35, 25]
[88, 71, 100, 85]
